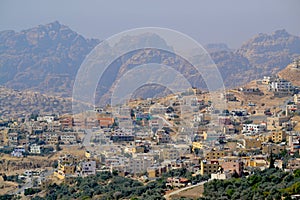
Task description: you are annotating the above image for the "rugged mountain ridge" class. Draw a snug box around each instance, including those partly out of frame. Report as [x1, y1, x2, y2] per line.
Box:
[0, 21, 99, 97]
[237, 29, 300, 75]
[1, 22, 300, 105]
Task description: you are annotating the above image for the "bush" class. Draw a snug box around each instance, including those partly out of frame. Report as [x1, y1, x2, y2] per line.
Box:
[202, 168, 300, 199]
[24, 188, 41, 196]
[0, 194, 14, 200]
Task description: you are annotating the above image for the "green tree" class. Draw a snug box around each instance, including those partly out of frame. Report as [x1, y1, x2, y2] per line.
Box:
[269, 151, 275, 169]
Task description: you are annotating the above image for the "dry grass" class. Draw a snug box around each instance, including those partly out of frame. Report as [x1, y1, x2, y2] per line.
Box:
[278, 64, 300, 87]
[0, 146, 85, 176]
[60, 145, 86, 158]
[292, 116, 300, 131]
[170, 185, 204, 199]
[227, 82, 291, 115]
[0, 180, 18, 195]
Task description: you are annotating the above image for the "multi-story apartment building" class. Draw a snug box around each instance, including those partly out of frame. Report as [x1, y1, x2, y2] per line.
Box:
[205, 150, 225, 160]
[79, 160, 96, 176]
[156, 129, 171, 144]
[46, 133, 59, 145]
[267, 116, 290, 131]
[55, 155, 78, 179]
[160, 148, 180, 161]
[200, 160, 221, 175]
[60, 132, 77, 144]
[128, 156, 153, 174]
[271, 131, 286, 143]
[220, 160, 244, 177]
[268, 79, 293, 92]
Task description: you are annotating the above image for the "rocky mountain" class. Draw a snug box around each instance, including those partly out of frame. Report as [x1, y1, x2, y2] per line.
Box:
[0, 21, 99, 97]
[204, 43, 232, 53]
[208, 29, 300, 87]
[96, 30, 300, 103]
[1, 22, 300, 106]
[237, 29, 300, 75]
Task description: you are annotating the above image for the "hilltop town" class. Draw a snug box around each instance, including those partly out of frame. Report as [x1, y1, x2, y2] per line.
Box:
[1, 60, 300, 199]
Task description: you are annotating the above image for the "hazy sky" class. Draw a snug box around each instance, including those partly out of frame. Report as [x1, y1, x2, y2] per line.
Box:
[1, 0, 299, 48]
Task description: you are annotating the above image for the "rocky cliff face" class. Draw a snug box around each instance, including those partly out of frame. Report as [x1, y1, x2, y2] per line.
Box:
[0, 21, 99, 97]
[209, 29, 300, 88]
[1, 22, 300, 105]
[237, 29, 300, 74]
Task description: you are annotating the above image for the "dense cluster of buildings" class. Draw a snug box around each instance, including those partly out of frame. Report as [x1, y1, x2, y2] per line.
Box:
[0, 115, 85, 157]
[1, 77, 300, 186]
[54, 154, 96, 179]
[50, 88, 299, 181]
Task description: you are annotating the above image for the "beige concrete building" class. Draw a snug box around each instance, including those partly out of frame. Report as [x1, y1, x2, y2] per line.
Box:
[262, 143, 286, 155]
[200, 160, 221, 175]
[271, 131, 286, 143]
[267, 116, 290, 131]
[205, 150, 225, 160]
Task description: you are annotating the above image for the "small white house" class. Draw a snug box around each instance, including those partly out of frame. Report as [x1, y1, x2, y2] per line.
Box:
[242, 124, 266, 134]
[30, 144, 41, 154]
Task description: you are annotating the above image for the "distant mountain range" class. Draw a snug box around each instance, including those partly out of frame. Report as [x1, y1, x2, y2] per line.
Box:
[1, 21, 300, 105]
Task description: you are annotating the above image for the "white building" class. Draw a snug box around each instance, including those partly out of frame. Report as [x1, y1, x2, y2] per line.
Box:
[242, 124, 266, 134]
[269, 79, 293, 92]
[30, 144, 41, 154]
[193, 113, 204, 122]
[211, 172, 231, 180]
[105, 156, 128, 167]
[80, 160, 96, 176]
[37, 116, 55, 123]
[128, 155, 154, 174]
[262, 76, 277, 85]
[60, 133, 77, 144]
[149, 117, 163, 130]
[11, 146, 25, 157]
[160, 148, 180, 161]
[118, 116, 133, 129]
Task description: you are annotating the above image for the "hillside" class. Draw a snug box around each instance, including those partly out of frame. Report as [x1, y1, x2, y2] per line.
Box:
[278, 62, 300, 87]
[0, 86, 72, 118]
[0, 22, 300, 105]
